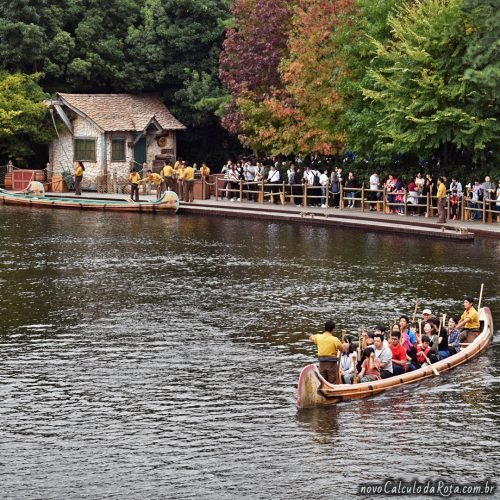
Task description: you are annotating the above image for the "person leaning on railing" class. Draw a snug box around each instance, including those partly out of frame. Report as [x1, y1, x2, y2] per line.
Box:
[199, 163, 210, 178]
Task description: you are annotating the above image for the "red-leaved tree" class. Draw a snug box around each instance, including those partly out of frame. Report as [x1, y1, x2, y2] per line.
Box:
[219, 0, 292, 136]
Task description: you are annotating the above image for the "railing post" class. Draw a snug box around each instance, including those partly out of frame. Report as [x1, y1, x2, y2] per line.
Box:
[326, 182, 330, 207]
[382, 188, 386, 214]
[239, 180, 243, 202]
[304, 183, 308, 208]
[482, 196, 486, 224]
[340, 184, 344, 210]
[426, 193, 430, 217]
[215, 176, 219, 201]
[361, 183, 365, 212]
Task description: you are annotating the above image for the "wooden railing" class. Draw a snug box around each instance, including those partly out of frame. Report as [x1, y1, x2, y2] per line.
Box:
[208, 177, 499, 224]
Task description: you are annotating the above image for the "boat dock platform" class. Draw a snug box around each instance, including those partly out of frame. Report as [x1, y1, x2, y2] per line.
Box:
[179, 200, 485, 240]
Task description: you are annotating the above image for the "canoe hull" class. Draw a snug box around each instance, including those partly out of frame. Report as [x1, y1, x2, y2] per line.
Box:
[297, 307, 494, 408]
[0, 189, 179, 214]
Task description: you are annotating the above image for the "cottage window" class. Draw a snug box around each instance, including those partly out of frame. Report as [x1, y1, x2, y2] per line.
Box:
[74, 138, 96, 161]
[111, 139, 126, 161]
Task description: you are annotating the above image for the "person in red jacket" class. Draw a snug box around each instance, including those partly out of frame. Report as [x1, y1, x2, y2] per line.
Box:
[389, 331, 408, 376]
[416, 335, 432, 367]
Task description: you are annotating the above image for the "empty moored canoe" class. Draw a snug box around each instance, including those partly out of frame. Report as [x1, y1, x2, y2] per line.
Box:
[0, 188, 179, 214]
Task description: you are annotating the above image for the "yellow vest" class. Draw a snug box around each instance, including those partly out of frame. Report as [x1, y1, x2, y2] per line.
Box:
[149, 173, 163, 186]
[460, 307, 480, 329]
[183, 166, 195, 181]
[162, 165, 173, 177]
[311, 332, 341, 357]
[129, 172, 141, 185]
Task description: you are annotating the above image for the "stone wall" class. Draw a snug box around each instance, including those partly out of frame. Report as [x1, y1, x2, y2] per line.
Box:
[49, 117, 103, 190]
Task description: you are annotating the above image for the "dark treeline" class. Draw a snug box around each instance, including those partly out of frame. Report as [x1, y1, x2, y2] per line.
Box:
[0, 0, 498, 178]
[0, 0, 238, 166]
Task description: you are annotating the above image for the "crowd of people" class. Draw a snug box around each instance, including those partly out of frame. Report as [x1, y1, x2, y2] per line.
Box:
[309, 296, 481, 385]
[215, 158, 500, 222]
[78, 153, 500, 223]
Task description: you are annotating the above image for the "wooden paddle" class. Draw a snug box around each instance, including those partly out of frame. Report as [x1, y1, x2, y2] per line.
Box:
[352, 353, 357, 384]
[338, 330, 346, 383]
[422, 351, 440, 376]
[478, 283, 484, 310]
[358, 327, 362, 359]
[412, 298, 420, 323]
[440, 313, 446, 349]
[432, 315, 443, 354]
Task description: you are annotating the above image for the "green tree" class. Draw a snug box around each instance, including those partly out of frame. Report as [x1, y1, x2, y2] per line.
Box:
[361, 0, 498, 167]
[0, 72, 53, 161]
[341, 0, 400, 168]
[462, 0, 499, 169]
[127, 0, 230, 126]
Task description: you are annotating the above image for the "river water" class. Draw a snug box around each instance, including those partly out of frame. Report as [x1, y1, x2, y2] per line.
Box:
[0, 206, 499, 499]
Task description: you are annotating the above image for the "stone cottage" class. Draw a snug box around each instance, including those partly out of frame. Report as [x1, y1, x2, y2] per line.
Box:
[46, 93, 186, 191]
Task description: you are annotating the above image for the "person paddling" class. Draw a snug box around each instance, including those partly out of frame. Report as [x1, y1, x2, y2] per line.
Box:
[456, 296, 480, 342]
[309, 321, 341, 384]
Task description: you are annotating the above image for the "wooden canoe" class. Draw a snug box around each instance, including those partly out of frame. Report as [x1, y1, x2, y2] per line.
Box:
[296, 306, 494, 409]
[0, 188, 179, 214]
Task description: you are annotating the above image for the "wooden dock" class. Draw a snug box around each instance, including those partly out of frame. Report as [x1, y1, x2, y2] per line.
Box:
[179, 201, 479, 240]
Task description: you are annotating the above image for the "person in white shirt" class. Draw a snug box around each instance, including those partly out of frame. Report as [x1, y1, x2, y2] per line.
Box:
[267, 165, 280, 203]
[303, 166, 314, 185]
[450, 177, 462, 197]
[220, 160, 233, 199]
[227, 165, 240, 201]
[320, 170, 329, 207]
[245, 161, 257, 201]
[369, 172, 380, 211]
[373, 333, 393, 379]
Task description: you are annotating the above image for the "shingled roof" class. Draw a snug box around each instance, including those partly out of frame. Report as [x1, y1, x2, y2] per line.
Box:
[57, 93, 186, 132]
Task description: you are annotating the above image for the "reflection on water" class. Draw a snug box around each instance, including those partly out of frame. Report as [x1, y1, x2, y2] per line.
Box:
[296, 406, 340, 441]
[0, 206, 499, 499]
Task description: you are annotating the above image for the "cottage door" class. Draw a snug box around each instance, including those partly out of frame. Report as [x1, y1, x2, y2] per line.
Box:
[134, 138, 147, 171]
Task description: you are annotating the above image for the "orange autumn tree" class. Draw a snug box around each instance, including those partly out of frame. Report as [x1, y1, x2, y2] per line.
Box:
[256, 0, 359, 155]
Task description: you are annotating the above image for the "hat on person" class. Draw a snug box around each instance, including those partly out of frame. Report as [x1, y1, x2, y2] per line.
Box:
[422, 308, 432, 315]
